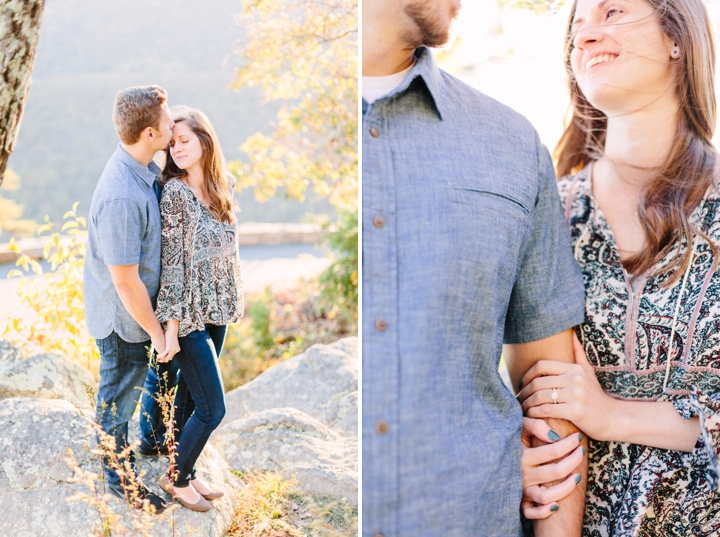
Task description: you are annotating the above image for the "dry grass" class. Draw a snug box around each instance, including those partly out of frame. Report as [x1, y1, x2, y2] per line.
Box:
[220, 280, 355, 392]
[224, 472, 357, 537]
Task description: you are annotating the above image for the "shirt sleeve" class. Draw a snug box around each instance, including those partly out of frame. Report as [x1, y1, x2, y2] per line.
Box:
[673, 387, 720, 491]
[503, 135, 586, 344]
[155, 184, 187, 323]
[96, 198, 144, 266]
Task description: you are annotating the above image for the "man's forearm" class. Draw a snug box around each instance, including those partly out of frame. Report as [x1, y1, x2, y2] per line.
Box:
[505, 328, 587, 535]
[114, 277, 163, 340]
[532, 417, 588, 536]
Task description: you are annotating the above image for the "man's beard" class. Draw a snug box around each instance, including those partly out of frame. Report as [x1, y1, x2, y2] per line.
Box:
[403, 1, 457, 49]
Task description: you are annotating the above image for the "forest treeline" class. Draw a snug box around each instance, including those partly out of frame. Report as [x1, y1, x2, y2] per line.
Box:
[5, 0, 333, 231]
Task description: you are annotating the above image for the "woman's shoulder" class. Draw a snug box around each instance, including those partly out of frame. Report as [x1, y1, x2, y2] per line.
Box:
[557, 166, 591, 201]
[160, 178, 192, 201]
[226, 172, 237, 191]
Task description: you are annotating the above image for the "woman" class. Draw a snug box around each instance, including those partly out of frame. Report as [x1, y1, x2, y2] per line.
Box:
[154, 106, 243, 512]
[519, 0, 720, 533]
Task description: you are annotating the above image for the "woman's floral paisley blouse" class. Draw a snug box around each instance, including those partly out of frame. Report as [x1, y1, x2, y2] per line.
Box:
[559, 165, 720, 537]
[155, 178, 243, 337]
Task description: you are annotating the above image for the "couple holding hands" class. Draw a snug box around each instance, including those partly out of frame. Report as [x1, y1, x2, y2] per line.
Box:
[363, 0, 720, 535]
[83, 86, 242, 514]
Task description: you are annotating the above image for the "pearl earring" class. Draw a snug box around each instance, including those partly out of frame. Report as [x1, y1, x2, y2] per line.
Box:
[671, 47, 680, 58]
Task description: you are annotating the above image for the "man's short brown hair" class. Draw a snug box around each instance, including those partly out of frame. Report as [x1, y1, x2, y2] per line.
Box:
[112, 85, 168, 145]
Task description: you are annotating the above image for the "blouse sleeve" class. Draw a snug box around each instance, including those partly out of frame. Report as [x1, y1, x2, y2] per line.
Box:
[155, 182, 187, 323]
[229, 175, 244, 317]
[673, 386, 720, 490]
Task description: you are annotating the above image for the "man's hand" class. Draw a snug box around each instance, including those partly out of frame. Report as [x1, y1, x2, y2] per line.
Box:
[521, 417, 585, 519]
[152, 331, 167, 359]
[157, 320, 180, 363]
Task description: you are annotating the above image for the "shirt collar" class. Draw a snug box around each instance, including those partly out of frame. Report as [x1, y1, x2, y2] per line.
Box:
[115, 143, 161, 187]
[362, 47, 447, 120]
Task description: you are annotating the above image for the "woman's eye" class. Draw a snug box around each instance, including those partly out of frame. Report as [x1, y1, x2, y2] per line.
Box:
[605, 7, 621, 19]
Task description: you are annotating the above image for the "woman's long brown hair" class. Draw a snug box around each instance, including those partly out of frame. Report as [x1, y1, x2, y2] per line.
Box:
[555, 0, 717, 284]
[160, 106, 236, 224]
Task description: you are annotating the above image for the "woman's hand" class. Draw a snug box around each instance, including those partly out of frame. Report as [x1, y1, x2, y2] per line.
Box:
[521, 417, 585, 519]
[518, 333, 617, 441]
[157, 321, 180, 363]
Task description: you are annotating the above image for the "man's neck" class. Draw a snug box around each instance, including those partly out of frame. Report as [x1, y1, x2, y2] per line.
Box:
[121, 142, 156, 168]
[362, 16, 416, 77]
[363, 48, 415, 77]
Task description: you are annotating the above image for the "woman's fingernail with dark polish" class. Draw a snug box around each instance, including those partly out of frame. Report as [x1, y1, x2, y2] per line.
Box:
[550, 504, 559, 512]
[582, 447, 587, 456]
[575, 475, 582, 484]
[578, 433, 584, 442]
[548, 430, 560, 441]
[518, 380, 523, 390]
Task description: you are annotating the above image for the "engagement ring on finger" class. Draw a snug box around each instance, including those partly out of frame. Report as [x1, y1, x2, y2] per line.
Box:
[551, 387, 558, 404]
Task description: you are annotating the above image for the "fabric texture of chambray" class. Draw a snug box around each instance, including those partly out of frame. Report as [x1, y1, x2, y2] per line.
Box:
[84, 143, 162, 343]
[362, 47, 586, 537]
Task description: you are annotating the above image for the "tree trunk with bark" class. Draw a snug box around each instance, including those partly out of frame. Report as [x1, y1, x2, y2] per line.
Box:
[0, 0, 45, 185]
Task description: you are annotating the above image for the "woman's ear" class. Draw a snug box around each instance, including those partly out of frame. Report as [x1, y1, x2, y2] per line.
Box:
[670, 43, 681, 59]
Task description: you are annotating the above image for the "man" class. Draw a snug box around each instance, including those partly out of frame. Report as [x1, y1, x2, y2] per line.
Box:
[84, 85, 177, 512]
[362, 1, 588, 535]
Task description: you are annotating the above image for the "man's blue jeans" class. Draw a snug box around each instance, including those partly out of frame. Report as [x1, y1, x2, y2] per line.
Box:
[172, 324, 227, 487]
[95, 331, 179, 487]
[139, 358, 179, 452]
[95, 332, 152, 487]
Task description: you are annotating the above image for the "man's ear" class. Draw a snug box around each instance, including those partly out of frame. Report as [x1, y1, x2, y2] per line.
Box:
[142, 126, 155, 142]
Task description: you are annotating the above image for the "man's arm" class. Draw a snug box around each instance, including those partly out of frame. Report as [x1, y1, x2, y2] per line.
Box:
[108, 264, 166, 355]
[504, 328, 588, 537]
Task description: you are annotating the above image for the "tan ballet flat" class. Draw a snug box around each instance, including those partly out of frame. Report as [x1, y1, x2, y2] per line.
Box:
[192, 480, 224, 501]
[158, 474, 212, 512]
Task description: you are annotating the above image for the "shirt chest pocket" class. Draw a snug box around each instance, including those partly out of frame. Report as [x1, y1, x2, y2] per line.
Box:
[444, 183, 531, 289]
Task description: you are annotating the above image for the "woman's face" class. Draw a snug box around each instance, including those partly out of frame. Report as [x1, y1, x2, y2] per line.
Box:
[569, 0, 677, 116]
[169, 120, 203, 171]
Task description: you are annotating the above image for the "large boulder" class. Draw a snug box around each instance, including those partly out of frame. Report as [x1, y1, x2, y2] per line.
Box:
[0, 340, 96, 408]
[213, 408, 357, 501]
[214, 338, 358, 503]
[221, 337, 358, 437]
[0, 397, 241, 537]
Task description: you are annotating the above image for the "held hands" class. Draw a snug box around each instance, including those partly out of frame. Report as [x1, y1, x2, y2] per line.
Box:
[521, 418, 585, 519]
[156, 324, 180, 363]
[518, 333, 616, 442]
[151, 331, 167, 360]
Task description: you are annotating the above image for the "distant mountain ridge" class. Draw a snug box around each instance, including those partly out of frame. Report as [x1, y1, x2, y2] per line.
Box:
[7, 0, 333, 225]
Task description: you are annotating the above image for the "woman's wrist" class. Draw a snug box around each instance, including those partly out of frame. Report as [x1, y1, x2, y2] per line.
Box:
[165, 319, 180, 336]
[598, 396, 626, 443]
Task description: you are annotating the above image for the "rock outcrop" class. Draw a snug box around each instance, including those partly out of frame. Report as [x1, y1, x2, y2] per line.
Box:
[221, 337, 358, 437]
[214, 337, 358, 503]
[0, 397, 241, 537]
[0, 340, 96, 408]
[0, 336, 359, 535]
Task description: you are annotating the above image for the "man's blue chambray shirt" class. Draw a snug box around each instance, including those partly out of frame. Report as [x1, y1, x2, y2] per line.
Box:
[362, 48, 586, 537]
[83, 144, 162, 343]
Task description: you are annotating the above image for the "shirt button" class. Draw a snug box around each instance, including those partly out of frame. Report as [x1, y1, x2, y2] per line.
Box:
[373, 215, 385, 228]
[374, 534, 385, 537]
[376, 421, 389, 434]
[370, 126, 380, 138]
[375, 319, 388, 331]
